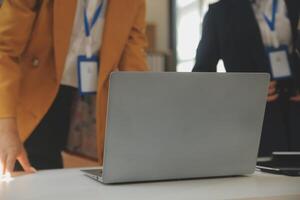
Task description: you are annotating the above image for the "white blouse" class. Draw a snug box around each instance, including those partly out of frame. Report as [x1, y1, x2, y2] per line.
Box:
[252, 0, 292, 51]
[61, 0, 107, 88]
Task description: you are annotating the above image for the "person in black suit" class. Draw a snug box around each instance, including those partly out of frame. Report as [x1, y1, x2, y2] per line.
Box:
[193, 0, 300, 157]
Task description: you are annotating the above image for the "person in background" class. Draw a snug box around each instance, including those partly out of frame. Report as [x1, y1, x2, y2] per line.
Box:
[0, 0, 148, 174]
[193, 0, 300, 157]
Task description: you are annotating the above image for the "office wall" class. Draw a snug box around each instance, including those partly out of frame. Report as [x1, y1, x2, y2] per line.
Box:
[146, 0, 170, 53]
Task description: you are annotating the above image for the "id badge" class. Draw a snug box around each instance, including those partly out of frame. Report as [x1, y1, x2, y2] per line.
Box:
[266, 45, 292, 80]
[77, 55, 99, 95]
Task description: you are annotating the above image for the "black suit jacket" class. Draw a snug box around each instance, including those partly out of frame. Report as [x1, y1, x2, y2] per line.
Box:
[193, 0, 300, 87]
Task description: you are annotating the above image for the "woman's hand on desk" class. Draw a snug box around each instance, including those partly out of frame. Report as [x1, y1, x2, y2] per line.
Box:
[267, 81, 279, 102]
[0, 118, 36, 175]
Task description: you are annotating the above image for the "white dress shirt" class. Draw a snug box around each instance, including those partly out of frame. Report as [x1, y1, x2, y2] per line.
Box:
[252, 0, 292, 51]
[61, 0, 107, 88]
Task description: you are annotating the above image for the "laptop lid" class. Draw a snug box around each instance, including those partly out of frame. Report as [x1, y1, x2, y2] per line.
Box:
[102, 72, 269, 184]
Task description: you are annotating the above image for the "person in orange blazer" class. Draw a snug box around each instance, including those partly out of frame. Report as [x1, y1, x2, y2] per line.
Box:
[0, 0, 148, 174]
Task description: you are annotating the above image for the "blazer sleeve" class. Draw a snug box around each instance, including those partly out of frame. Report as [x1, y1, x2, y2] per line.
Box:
[0, 0, 38, 117]
[118, 0, 149, 71]
[192, 8, 220, 72]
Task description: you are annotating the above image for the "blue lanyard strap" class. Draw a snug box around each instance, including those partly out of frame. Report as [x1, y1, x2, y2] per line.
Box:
[84, 1, 104, 37]
[263, 0, 278, 31]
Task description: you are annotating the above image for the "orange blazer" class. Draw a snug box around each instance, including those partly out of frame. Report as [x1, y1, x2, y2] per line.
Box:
[0, 0, 148, 164]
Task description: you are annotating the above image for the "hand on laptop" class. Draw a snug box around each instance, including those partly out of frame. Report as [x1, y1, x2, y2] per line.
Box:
[0, 118, 36, 175]
[267, 81, 279, 102]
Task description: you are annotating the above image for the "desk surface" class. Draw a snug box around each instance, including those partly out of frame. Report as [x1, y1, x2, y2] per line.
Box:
[1, 168, 299, 200]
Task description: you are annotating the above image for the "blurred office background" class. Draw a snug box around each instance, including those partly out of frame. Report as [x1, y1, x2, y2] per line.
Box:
[146, 0, 225, 73]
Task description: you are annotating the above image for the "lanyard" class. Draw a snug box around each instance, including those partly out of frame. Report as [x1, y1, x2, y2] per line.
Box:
[263, 0, 278, 31]
[83, 0, 104, 37]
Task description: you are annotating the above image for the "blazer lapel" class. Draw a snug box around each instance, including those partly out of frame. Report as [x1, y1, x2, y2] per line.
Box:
[53, 0, 77, 80]
[228, 0, 269, 72]
[99, 0, 137, 82]
[285, 0, 299, 43]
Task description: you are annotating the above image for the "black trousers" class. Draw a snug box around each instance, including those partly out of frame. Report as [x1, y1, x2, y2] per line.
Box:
[16, 86, 75, 170]
[259, 90, 300, 157]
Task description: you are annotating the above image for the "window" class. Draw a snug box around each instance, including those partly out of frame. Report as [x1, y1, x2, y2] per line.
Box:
[175, 0, 225, 72]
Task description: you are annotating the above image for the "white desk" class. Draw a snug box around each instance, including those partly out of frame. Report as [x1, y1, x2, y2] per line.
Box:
[1, 168, 299, 200]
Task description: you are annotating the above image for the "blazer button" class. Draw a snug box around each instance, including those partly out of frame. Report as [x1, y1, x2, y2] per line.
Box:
[32, 58, 40, 67]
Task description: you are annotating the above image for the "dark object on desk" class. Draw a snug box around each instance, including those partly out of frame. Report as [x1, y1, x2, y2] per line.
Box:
[257, 152, 300, 176]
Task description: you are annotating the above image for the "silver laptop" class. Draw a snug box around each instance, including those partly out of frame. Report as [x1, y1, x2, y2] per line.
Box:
[83, 72, 270, 184]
